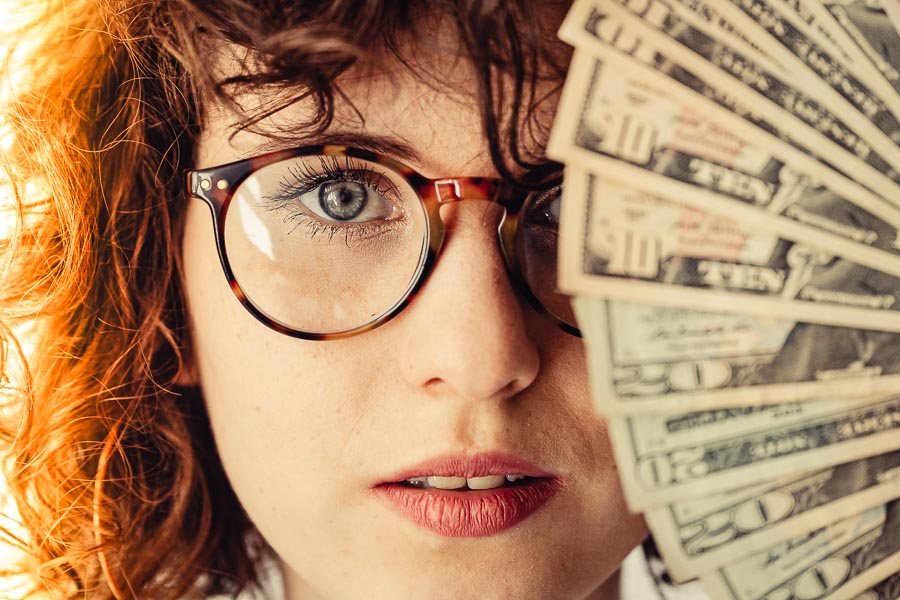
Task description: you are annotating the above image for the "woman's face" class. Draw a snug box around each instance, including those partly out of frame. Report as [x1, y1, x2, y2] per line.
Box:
[180, 20, 647, 600]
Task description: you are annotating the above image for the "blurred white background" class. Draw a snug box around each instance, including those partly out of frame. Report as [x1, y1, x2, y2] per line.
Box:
[1, 2, 43, 597]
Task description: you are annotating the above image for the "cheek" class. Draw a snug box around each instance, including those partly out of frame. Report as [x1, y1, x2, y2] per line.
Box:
[180, 199, 376, 522]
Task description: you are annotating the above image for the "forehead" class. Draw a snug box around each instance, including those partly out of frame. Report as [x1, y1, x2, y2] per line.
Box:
[201, 70, 477, 171]
[201, 63, 554, 178]
[197, 8, 569, 176]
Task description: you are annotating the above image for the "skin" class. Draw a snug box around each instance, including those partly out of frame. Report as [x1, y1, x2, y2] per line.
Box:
[180, 15, 648, 600]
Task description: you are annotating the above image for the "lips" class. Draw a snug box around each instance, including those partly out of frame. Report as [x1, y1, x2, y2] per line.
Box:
[372, 452, 562, 537]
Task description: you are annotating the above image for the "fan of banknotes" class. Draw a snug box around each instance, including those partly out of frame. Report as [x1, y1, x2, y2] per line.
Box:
[547, 1, 900, 598]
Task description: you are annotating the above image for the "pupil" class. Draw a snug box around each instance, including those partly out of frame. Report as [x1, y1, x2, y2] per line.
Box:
[320, 181, 367, 220]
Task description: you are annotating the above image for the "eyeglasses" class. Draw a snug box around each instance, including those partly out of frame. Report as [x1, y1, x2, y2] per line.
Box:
[186, 145, 579, 340]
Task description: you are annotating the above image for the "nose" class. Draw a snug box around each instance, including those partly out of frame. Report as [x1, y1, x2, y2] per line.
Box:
[399, 201, 541, 400]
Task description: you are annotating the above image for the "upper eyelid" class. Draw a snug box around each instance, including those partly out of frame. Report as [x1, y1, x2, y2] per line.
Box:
[260, 160, 405, 218]
[282, 158, 404, 199]
[525, 183, 563, 204]
[234, 133, 423, 166]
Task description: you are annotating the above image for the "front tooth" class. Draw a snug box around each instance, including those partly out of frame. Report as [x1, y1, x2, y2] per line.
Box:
[426, 476, 467, 490]
[467, 475, 506, 490]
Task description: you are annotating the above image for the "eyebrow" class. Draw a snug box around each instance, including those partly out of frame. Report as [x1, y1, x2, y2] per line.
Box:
[240, 131, 423, 166]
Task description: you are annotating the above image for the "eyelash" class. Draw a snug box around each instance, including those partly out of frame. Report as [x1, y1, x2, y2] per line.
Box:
[262, 156, 402, 243]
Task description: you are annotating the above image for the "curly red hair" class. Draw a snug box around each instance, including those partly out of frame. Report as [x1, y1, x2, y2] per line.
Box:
[0, 1, 567, 597]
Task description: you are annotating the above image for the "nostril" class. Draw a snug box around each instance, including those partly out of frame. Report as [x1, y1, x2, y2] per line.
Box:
[496, 379, 522, 398]
[422, 377, 442, 390]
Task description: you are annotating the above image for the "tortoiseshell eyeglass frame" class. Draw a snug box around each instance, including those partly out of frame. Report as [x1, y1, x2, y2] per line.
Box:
[186, 144, 580, 340]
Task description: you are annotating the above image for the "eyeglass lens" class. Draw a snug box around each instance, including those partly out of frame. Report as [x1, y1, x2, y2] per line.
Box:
[518, 188, 575, 327]
[222, 154, 573, 334]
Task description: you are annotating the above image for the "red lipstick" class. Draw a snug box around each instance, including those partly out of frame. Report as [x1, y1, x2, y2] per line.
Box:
[372, 452, 562, 537]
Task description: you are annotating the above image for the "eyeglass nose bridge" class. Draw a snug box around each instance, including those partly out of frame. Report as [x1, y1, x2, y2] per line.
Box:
[426, 174, 522, 298]
[434, 179, 463, 203]
[428, 175, 514, 258]
[432, 177, 505, 205]
[422, 175, 578, 337]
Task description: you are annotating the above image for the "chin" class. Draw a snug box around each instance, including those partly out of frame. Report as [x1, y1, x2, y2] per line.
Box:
[281, 532, 630, 600]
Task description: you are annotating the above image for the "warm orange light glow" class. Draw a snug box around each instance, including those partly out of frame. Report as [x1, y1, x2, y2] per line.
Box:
[0, 3, 41, 597]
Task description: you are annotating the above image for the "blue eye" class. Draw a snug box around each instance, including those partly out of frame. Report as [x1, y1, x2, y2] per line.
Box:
[300, 179, 395, 223]
[255, 156, 409, 242]
[320, 181, 367, 220]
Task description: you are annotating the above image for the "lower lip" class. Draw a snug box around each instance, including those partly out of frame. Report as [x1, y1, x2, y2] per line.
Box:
[372, 479, 561, 537]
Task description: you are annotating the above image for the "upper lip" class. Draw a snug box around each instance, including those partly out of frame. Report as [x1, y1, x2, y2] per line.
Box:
[379, 451, 559, 484]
